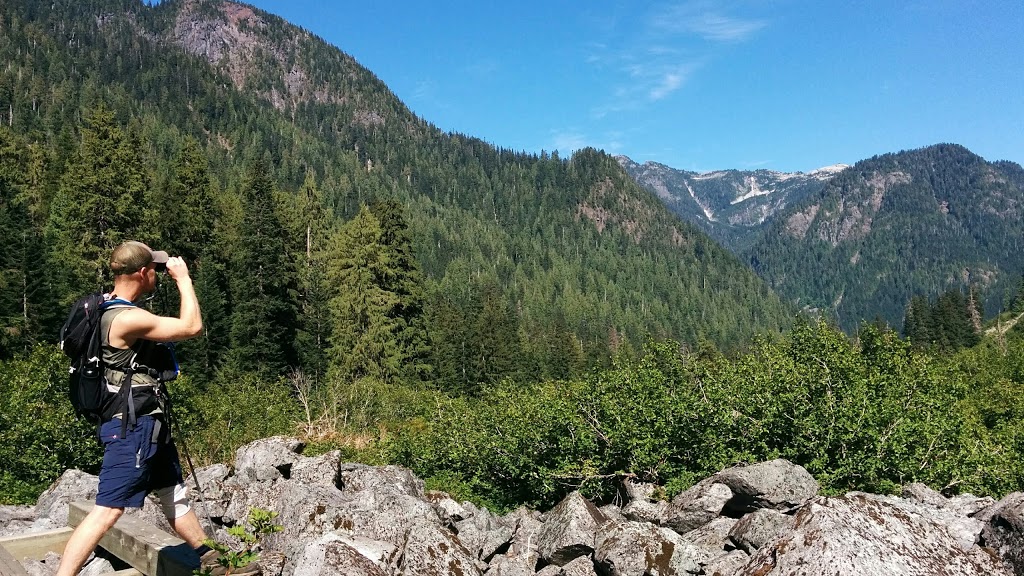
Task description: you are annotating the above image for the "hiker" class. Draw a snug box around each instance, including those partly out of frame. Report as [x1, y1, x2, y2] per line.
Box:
[56, 241, 251, 576]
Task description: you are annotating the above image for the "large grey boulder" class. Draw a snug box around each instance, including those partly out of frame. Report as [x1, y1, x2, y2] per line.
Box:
[704, 549, 749, 576]
[338, 462, 424, 498]
[291, 450, 343, 488]
[662, 479, 732, 533]
[398, 519, 484, 576]
[233, 436, 304, 482]
[681, 517, 738, 554]
[726, 508, 794, 553]
[536, 492, 610, 566]
[34, 469, 98, 524]
[847, 491, 984, 551]
[484, 553, 536, 576]
[267, 481, 439, 560]
[593, 520, 709, 575]
[737, 494, 1014, 575]
[456, 506, 516, 561]
[713, 459, 818, 514]
[561, 555, 599, 576]
[291, 534, 389, 576]
[977, 491, 1024, 575]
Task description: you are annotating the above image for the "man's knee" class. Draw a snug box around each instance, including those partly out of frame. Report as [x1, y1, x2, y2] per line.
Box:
[153, 484, 192, 519]
[87, 505, 125, 530]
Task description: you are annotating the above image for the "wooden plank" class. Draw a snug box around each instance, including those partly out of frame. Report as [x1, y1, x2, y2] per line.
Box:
[69, 502, 197, 576]
[0, 543, 30, 576]
[0, 528, 73, 562]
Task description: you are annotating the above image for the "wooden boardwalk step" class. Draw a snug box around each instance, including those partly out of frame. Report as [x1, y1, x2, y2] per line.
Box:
[0, 501, 196, 576]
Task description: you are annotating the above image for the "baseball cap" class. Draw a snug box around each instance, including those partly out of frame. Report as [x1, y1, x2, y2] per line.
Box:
[110, 241, 169, 275]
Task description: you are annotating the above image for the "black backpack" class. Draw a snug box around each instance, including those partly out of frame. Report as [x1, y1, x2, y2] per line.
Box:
[58, 292, 132, 423]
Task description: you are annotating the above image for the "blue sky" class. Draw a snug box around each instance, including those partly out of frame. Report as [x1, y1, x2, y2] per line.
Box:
[241, 0, 1022, 173]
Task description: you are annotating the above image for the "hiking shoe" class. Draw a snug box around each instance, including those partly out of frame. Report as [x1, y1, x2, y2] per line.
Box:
[199, 549, 261, 576]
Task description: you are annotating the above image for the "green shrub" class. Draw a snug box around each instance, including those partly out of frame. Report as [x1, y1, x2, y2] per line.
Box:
[0, 346, 103, 504]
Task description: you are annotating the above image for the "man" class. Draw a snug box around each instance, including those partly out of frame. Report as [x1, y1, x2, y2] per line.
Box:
[56, 241, 254, 576]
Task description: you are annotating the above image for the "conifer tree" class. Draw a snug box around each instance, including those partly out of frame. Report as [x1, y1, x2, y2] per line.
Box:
[293, 170, 332, 382]
[46, 106, 150, 294]
[227, 160, 297, 376]
[327, 203, 430, 385]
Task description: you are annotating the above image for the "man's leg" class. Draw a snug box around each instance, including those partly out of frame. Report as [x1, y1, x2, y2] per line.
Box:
[170, 509, 208, 547]
[55, 505, 124, 576]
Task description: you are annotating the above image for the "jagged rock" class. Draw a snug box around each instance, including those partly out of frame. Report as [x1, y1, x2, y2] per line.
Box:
[398, 519, 484, 576]
[713, 459, 818, 514]
[330, 533, 400, 570]
[561, 555, 599, 576]
[291, 534, 388, 576]
[536, 492, 610, 566]
[186, 463, 232, 520]
[622, 498, 667, 524]
[599, 503, 626, 522]
[726, 508, 793, 553]
[948, 493, 996, 517]
[456, 505, 516, 561]
[267, 481, 440, 563]
[901, 482, 947, 507]
[507, 510, 544, 557]
[79, 555, 115, 576]
[233, 436, 304, 482]
[34, 469, 98, 524]
[291, 451, 342, 487]
[704, 550, 749, 576]
[847, 491, 984, 551]
[222, 475, 287, 525]
[623, 478, 661, 502]
[977, 491, 1024, 574]
[593, 520, 709, 575]
[427, 491, 469, 524]
[485, 552, 536, 576]
[0, 505, 43, 537]
[535, 566, 561, 576]
[338, 462, 424, 498]
[682, 517, 738, 554]
[22, 551, 61, 576]
[737, 494, 1013, 575]
[662, 480, 732, 533]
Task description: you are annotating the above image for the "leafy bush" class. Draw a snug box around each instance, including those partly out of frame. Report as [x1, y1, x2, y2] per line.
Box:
[168, 367, 300, 466]
[0, 346, 103, 503]
[387, 320, 1022, 511]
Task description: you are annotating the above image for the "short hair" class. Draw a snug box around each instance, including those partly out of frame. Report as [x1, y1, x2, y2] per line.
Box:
[110, 241, 156, 276]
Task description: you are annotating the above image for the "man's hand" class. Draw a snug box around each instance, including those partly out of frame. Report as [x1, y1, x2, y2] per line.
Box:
[165, 256, 191, 281]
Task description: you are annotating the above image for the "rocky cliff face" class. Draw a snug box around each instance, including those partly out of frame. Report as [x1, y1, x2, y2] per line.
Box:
[616, 155, 845, 252]
[4, 437, 1023, 576]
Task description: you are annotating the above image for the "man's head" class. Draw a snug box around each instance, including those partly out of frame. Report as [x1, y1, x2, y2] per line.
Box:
[109, 240, 167, 295]
[110, 241, 169, 277]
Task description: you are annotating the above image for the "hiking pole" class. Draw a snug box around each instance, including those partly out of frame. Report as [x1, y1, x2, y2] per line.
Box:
[165, 392, 216, 531]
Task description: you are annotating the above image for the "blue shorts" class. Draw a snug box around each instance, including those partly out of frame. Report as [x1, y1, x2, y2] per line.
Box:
[95, 415, 184, 509]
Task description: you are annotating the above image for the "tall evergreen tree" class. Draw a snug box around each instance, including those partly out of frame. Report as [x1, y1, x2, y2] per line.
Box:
[227, 160, 297, 376]
[327, 203, 430, 384]
[293, 171, 332, 382]
[46, 106, 150, 295]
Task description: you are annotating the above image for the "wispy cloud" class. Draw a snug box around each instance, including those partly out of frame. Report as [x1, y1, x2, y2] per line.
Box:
[652, 2, 768, 43]
[585, 1, 766, 118]
[550, 129, 589, 155]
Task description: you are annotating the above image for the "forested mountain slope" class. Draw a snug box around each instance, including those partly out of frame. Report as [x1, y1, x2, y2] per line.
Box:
[742, 144, 1024, 331]
[0, 0, 793, 386]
